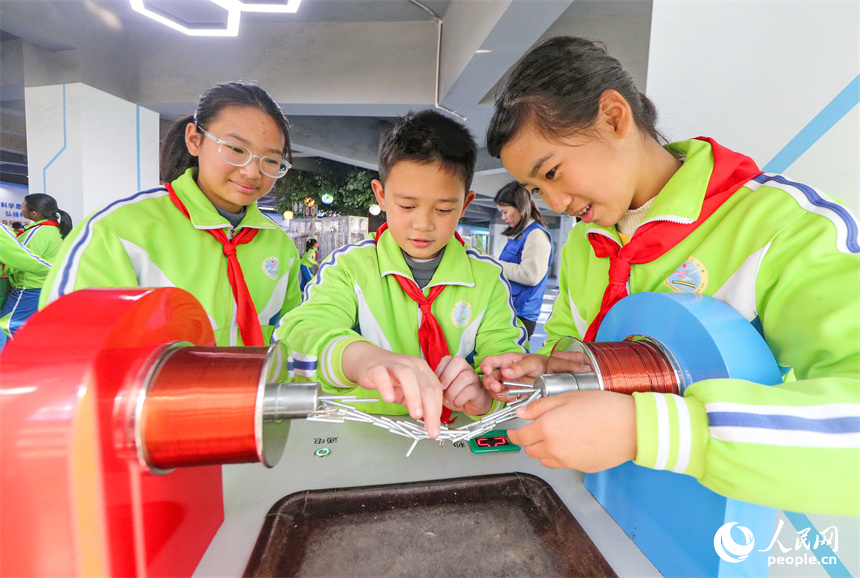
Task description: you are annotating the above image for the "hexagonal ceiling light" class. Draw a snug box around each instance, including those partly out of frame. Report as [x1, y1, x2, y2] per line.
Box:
[229, 0, 302, 13]
[129, 0, 301, 37]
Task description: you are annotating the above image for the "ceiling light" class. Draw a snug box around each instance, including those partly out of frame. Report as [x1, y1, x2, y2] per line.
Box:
[130, 0, 240, 36]
[234, 0, 301, 13]
[130, 0, 301, 37]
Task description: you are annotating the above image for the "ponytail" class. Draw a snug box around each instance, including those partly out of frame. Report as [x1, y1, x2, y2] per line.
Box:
[56, 209, 73, 238]
[23, 193, 73, 238]
[160, 114, 196, 184]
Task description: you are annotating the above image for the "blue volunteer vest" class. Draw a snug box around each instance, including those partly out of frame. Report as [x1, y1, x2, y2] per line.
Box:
[499, 221, 553, 322]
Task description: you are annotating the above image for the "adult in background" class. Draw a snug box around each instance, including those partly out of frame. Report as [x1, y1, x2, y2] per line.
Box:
[495, 181, 553, 338]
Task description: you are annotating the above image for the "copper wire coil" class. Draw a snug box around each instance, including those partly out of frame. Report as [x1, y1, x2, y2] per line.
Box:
[583, 340, 680, 395]
[140, 346, 270, 469]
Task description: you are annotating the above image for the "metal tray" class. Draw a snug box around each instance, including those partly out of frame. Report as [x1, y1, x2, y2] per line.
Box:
[244, 472, 616, 577]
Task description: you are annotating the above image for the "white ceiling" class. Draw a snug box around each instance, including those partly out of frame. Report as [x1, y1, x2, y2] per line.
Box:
[0, 0, 654, 220]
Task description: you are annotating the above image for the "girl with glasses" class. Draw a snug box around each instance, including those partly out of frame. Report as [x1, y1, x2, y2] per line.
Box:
[42, 81, 302, 346]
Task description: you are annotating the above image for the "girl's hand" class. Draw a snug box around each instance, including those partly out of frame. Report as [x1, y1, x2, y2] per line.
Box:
[506, 390, 637, 472]
[547, 349, 593, 374]
[479, 352, 550, 394]
[343, 342, 443, 438]
[435, 355, 492, 416]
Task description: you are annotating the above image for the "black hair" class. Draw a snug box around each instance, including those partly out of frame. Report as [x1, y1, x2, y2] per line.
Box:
[377, 109, 477, 191]
[160, 81, 292, 183]
[305, 238, 318, 252]
[487, 36, 663, 158]
[24, 193, 73, 238]
[493, 181, 545, 237]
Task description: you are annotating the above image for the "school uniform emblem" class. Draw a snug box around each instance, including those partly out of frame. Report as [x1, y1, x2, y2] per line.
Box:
[663, 257, 708, 293]
[262, 257, 279, 279]
[451, 301, 472, 327]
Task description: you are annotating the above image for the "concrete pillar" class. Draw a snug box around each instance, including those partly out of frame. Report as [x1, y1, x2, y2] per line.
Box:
[24, 83, 160, 224]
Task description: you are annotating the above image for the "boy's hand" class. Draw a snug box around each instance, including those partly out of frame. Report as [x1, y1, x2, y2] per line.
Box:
[479, 352, 550, 394]
[435, 355, 492, 416]
[506, 390, 637, 472]
[343, 342, 443, 438]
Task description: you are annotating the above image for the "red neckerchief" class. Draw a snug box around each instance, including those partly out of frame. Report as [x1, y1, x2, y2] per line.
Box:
[167, 183, 264, 346]
[18, 221, 59, 237]
[583, 137, 761, 341]
[376, 222, 466, 424]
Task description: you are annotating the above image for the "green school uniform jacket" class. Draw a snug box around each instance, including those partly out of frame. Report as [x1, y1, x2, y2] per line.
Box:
[300, 246, 318, 268]
[41, 169, 302, 346]
[541, 138, 860, 516]
[0, 224, 52, 277]
[275, 230, 528, 415]
[10, 220, 62, 289]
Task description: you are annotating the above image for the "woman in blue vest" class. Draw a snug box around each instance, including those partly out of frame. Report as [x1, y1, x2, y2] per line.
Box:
[495, 181, 553, 337]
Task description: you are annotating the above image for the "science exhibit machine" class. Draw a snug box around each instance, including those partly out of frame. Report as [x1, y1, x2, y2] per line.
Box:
[0, 286, 797, 577]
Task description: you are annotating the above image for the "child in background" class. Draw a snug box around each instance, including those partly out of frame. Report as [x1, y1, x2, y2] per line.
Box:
[0, 222, 54, 349]
[0, 193, 72, 340]
[480, 36, 859, 516]
[0, 224, 53, 274]
[277, 109, 527, 437]
[41, 82, 302, 346]
[300, 238, 319, 293]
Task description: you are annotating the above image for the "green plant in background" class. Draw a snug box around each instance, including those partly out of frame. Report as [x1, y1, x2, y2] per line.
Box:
[272, 165, 379, 218]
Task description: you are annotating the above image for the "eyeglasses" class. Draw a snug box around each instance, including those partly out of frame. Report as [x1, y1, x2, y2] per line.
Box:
[197, 126, 291, 179]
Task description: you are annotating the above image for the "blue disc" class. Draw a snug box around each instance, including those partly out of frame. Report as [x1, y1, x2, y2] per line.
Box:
[596, 293, 783, 390]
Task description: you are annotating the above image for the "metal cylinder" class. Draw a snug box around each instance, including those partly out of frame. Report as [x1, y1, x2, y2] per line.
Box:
[538, 335, 682, 397]
[533, 371, 601, 397]
[257, 380, 320, 467]
[134, 342, 320, 472]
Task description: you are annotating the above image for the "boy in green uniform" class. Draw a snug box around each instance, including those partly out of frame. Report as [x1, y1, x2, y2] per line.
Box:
[276, 110, 527, 437]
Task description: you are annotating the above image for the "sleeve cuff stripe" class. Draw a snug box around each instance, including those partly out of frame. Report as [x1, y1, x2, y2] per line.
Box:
[672, 395, 692, 473]
[321, 335, 352, 388]
[654, 393, 670, 470]
[293, 359, 316, 371]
